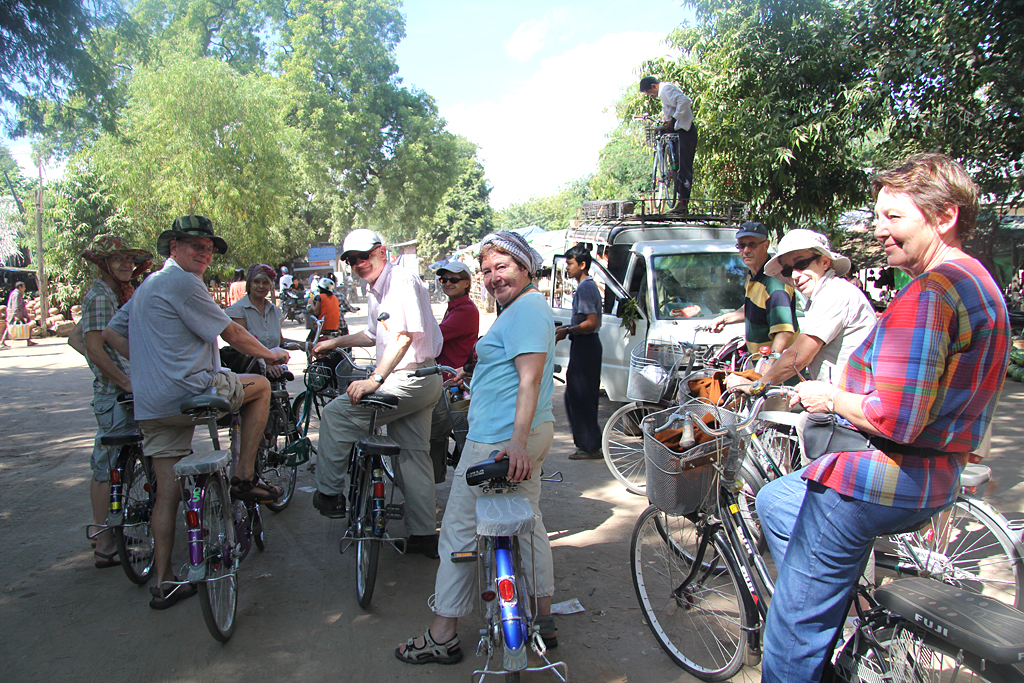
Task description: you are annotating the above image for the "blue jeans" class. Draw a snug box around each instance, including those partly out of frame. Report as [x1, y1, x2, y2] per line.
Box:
[755, 469, 946, 683]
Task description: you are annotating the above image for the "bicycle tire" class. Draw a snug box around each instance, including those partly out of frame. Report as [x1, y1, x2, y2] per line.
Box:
[653, 147, 674, 214]
[631, 505, 748, 680]
[354, 459, 379, 608]
[263, 403, 299, 512]
[252, 505, 264, 551]
[839, 620, 1024, 683]
[754, 423, 801, 478]
[879, 497, 1024, 609]
[602, 402, 658, 495]
[198, 475, 237, 642]
[114, 448, 156, 585]
[292, 390, 329, 433]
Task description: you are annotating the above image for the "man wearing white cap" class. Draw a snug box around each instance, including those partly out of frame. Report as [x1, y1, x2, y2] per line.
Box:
[311, 228, 445, 558]
[738, 230, 877, 394]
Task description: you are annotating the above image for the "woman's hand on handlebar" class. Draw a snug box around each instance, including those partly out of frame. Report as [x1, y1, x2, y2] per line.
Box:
[792, 380, 835, 413]
[724, 373, 754, 392]
[493, 442, 532, 483]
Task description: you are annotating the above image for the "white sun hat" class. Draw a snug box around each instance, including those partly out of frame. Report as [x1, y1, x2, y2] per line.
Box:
[764, 229, 852, 280]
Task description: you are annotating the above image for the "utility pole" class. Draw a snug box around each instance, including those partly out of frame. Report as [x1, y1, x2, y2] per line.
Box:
[34, 158, 49, 337]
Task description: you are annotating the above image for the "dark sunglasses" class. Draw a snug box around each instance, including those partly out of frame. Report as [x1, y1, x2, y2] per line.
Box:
[345, 249, 375, 266]
[438, 276, 466, 284]
[780, 254, 821, 278]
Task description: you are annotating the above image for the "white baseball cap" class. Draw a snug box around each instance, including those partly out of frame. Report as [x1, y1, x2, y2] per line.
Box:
[341, 229, 384, 258]
[436, 260, 473, 278]
[764, 229, 852, 280]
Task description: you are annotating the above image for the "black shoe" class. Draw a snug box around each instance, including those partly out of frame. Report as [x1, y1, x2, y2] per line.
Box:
[405, 534, 440, 559]
[313, 490, 346, 518]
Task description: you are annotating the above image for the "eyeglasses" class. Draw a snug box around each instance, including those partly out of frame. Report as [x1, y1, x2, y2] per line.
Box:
[736, 239, 766, 251]
[345, 248, 376, 266]
[182, 240, 216, 255]
[780, 254, 821, 278]
[438, 276, 466, 284]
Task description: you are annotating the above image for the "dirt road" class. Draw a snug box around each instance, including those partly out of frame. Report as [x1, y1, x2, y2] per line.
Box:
[1, 317, 1022, 683]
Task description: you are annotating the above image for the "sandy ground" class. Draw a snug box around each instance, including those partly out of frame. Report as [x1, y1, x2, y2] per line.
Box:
[1, 309, 1022, 683]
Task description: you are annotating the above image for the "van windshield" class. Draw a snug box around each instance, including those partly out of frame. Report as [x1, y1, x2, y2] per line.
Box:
[651, 252, 747, 319]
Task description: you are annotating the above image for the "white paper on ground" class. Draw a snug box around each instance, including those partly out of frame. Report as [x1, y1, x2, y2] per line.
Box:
[551, 598, 585, 615]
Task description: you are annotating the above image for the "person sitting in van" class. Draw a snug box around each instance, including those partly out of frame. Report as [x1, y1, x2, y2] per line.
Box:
[711, 221, 797, 354]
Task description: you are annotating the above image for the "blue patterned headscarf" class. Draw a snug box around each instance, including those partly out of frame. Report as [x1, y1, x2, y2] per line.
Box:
[479, 231, 542, 276]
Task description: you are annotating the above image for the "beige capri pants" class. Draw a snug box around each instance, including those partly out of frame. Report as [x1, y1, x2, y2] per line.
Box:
[432, 421, 555, 618]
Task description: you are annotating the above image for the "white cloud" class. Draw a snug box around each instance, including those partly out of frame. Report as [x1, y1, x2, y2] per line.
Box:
[445, 30, 670, 209]
[504, 8, 576, 63]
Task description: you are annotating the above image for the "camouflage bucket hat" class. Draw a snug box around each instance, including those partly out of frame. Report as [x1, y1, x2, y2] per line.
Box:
[80, 234, 154, 267]
[156, 215, 228, 257]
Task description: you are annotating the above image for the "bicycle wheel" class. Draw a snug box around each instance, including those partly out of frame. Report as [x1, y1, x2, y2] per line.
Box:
[114, 448, 156, 585]
[263, 404, 299, 513]
[292, 390, 329, 432]
[881, 497, 1024, 609]
[755, 423, 801, 478]
[631, 505, 748, 680]
[602, 402, 658, 495]
[653, 147, 674, 214]
[354, 459, 379, 608]
[198, 475, 237, 642]
[839, 620, 1023, 683]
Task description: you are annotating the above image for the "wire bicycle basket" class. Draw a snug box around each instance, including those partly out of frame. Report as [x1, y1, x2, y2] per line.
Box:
[641, 400, 750, 516]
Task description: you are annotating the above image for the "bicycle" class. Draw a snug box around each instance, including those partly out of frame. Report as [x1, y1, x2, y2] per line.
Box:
[86, 391, 157, 585]
[336, 390, 405, 609]
[603, 334, 756, 495]
[630, 390, 1024, 681]
[251, 354, 310, 513]
[171, 387, 265, 642]
[458, 455, 568, 683]
[635, 114, 678, 214]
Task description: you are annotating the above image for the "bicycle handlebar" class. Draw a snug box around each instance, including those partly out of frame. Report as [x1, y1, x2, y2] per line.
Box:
[690, 387, 794, 439]
[411, 364, 460, 377]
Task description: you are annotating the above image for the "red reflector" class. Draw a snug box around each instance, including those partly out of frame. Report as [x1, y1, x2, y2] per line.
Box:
[185, 510, 200, 528]
[110, 470, 120, 484]
[481, 590, 496, 602]
[498, 578, 515, 602]
[374, 482, 385, 498]
[143, 483, 151, 492]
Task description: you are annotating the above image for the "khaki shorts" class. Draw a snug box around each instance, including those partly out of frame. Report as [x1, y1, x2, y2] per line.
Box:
[141, 372, 246, 459]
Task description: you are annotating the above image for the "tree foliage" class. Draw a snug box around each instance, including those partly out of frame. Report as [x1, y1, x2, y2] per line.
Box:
[498, 178, 592, 232]
[620, 0, 870, 237]
[88, 53, 300, 267]
[589, 126, 651, 201]
[416, 138, 494, 264]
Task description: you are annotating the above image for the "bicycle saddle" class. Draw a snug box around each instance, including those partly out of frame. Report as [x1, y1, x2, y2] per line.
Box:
[359, 392, 398, 410]
[466, 454, 510, 487]
[180, 388, 231, 415]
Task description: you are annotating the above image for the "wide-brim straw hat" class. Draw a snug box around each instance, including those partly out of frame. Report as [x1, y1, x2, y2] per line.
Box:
[156, 215, 228, 257]
[764, 229, 852, 280]
[80, 234, 153, 267]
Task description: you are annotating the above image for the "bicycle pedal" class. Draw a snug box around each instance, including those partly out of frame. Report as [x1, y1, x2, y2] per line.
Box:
[385, 503, 404, 519]
[451, 550, 478, 563]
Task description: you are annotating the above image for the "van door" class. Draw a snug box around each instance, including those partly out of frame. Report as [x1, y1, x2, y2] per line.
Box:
[549, 255, 648, 403]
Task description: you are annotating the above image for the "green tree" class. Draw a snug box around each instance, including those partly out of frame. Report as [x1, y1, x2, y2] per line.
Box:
[43, 158, 131, 310]
[498, 178, 592, 231]
[88, 53, 301, 268]
[589, 126, 651, 201]
[277, 0, 461, 242]
[417, 139, 494, 264]
[623, 0, 870, 236]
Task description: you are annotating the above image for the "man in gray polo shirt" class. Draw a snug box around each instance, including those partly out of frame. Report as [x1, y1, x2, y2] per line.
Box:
[104, 215, 289, 609]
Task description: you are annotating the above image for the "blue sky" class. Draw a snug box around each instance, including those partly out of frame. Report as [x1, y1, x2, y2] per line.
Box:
[396, 0, 694, 207]
[5, 0, 694, 209]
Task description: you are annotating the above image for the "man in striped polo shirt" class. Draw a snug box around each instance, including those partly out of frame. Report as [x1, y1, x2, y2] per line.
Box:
[711, 220, 797, 354]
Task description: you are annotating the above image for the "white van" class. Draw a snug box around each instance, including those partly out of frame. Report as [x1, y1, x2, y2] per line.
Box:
[549, 219, 748, 403]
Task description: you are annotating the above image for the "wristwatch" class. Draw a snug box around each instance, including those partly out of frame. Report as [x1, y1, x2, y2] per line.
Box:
[371, 372, 385, 385]
[826, 388, 840, 413]
[750, 380, 768, 397]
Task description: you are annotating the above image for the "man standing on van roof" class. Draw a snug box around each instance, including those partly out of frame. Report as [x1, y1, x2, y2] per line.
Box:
[711, 221, 797, 354]
[640, 76, 697, 215]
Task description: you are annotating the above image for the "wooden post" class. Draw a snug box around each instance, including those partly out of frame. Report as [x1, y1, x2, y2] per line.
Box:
[34, 160, 49, 337]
